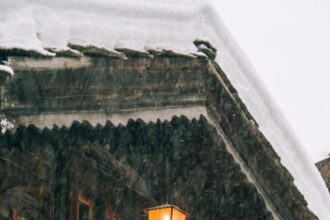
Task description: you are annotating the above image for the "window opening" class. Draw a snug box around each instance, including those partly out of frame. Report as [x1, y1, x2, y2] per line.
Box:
[78, 194, 93, 220]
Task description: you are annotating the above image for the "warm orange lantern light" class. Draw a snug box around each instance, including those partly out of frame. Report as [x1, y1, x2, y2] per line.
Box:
[145, 204, 188, 220]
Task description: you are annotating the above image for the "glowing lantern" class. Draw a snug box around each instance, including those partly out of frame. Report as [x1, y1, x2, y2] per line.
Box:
[144, 204, 188, 220]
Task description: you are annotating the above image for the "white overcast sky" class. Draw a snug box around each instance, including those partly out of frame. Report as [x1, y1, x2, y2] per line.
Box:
[211, 0, 330, 162]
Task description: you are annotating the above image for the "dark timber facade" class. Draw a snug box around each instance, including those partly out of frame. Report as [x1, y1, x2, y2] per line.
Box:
[0, 46, 318, 219]
[316, 156, 330, 192]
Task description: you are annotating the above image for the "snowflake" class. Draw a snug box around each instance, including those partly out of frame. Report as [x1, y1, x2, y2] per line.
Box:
[0, 117, 14, 133]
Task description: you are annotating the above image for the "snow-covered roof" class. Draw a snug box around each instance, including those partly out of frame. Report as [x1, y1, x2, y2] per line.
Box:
[1, 0, 330, 219]
[0, 65, 14, 76]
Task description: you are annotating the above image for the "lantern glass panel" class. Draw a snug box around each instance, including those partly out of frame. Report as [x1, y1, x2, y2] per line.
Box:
[172, 208, 186, 220]
[147, 207, 171, 220]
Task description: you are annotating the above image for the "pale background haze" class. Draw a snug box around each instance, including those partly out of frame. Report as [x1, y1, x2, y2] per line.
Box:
[211, 0, 330, 162]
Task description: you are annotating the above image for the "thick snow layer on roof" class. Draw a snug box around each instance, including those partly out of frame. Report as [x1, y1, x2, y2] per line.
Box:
[0, 65, 14, 76]
[1, 0, 330, 218]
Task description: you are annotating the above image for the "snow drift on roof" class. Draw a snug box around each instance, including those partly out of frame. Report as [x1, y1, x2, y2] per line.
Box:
[0, 65, 14, 76]
[0, 0, 330, 218]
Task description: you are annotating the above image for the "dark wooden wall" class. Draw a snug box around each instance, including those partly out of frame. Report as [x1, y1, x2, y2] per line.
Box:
[0, 55, 318, 220]
[2, 57, 206, 115]
[316, 157, 330, 192]
[0, 117, 271, 220]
